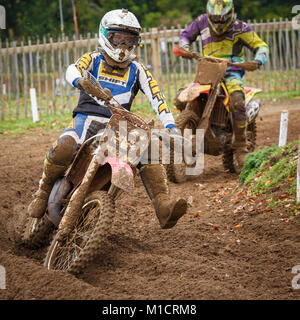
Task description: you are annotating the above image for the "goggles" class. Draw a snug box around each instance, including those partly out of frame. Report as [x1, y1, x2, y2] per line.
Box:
[209, 11, 232, 25]
[107, 30, 141, 49]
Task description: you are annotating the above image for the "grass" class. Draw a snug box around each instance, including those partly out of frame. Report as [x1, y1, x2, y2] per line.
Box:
[0, 113, 72, 137]
[259, 90, 300, 101]
[0, 92, 183, 137]
[240, 141, 300, 216]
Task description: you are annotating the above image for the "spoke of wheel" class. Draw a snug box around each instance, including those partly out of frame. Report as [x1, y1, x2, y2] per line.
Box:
[51, 199, 101, 270]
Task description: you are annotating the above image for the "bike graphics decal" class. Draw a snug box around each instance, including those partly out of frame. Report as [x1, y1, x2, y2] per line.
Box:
[141, 64, 170, 114]
[221, 82, 230, 110]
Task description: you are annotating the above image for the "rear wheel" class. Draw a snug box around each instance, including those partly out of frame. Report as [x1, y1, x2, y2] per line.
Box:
[44, 191, 115, 275]
[222, 120, 257, 173]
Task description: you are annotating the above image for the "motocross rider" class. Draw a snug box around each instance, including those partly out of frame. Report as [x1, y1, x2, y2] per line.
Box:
[179, 0, 269, 172]
[28, 9, 187, 229]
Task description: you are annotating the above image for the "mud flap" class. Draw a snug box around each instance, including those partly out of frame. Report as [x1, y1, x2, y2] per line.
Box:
[47, 177, 72, 227]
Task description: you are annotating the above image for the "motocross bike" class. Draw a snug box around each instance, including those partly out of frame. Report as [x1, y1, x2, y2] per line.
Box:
[21, 71, 159, 274]
[165, 45, 262, 183]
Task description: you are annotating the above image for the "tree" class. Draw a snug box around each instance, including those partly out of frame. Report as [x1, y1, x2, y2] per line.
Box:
[0, 0, 296, 41]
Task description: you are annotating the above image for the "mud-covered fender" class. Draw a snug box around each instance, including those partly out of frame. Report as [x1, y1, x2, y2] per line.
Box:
[244, 87, 262, 106]
[177, 83, 211, 102]
[103, 157, 134, 192]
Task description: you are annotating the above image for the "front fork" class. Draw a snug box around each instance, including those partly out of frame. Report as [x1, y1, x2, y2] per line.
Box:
[108, 184, 123, 200]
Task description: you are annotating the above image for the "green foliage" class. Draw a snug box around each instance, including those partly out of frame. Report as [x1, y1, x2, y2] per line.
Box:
[239, 145, 279, 184]
[240, 141, 298, 192]
[0, 0, 296, 41]
[239, 141, 299, 216]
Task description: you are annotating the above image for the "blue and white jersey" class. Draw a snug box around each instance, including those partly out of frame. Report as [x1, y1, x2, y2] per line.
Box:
[66, 51, 175, 128]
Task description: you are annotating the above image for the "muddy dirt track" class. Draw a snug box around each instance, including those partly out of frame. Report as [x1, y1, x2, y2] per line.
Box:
[0, 100, 300, 300]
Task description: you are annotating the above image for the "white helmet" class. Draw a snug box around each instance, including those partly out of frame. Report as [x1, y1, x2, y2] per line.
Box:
[99, 9, 141, 63]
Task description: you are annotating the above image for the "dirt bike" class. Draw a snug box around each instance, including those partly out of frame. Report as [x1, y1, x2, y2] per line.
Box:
[21, 71, 156, 274]
[165, 45, 262, 183]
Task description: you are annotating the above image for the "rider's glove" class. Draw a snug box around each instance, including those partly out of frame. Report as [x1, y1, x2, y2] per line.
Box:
[75, 77, 85, 90]
[254, 60, 262, 69]
[183, 45, 192, 52]
[244, 60, 261, 72]
[166, 124, 182, 137]
[75, 77, 113, 101]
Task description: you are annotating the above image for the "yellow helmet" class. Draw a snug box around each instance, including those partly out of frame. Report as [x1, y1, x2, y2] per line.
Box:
[207, 0, 234, 35]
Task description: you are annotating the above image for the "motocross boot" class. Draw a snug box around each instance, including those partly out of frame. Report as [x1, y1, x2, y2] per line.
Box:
[140, 164, 187, 229]
[232, 119, 248, 173]
[28, 135, 77, 218]
[230, 91, 248, 174]
[28, 156, 67, 218]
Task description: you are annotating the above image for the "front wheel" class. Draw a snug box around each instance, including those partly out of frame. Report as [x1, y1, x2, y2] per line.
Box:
[44, 191, 115, 275]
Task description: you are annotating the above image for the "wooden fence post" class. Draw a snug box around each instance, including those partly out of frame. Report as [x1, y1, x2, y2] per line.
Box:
[36, 37, 42, 115]
[297, 137, 300, 204]
[285, 18, 290, 92]
[272, 18, 277, 91]
[278, 110, 289, 147]
[0, 39, 4, 120]
[43, 36, 49, 115]
[13, 40, 20, 119]
[151, 28, 162, 85]
[6, 39, 12, 119]
[171, 26, 178, 100]
[279, 18, 283, 91]
[163, 26, 171, 102]
[50, 37, 56, 114]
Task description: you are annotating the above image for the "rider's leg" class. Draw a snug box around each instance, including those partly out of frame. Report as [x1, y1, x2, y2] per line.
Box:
[28, 113, 109, 219]
[28, 135, 77, 218]
[139, 164, 187, 229]
[225, 74, 248, 172]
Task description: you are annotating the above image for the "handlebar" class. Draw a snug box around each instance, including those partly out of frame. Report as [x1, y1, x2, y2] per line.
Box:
[172, 44, 260, 72]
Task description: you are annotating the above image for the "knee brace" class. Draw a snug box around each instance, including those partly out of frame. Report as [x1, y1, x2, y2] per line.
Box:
[48, 135, 78, 167]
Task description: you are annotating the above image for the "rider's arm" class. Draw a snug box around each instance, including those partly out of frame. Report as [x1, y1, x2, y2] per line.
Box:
[66, 51, 98, 88]
[135, 62, 175, 129]
[179, 15, 204, 48]
[239, 22, 269, 66]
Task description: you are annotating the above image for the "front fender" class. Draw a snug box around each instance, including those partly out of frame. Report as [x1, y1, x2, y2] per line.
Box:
[177, 83, 211, 102]
[104, 157, 134, 192]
